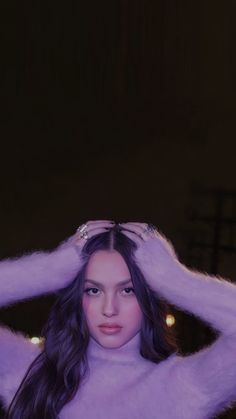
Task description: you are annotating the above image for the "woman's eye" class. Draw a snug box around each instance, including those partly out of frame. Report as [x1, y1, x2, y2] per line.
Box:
[83, 287, 135, 296]
[122, 287, 135, 295]
[84, 288, 100, 296]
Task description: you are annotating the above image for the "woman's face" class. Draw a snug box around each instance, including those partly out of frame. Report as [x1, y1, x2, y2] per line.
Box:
[82, 250, 143, 348]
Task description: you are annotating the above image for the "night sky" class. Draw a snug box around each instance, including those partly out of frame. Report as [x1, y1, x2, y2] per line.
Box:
[0, 2, 236, 417]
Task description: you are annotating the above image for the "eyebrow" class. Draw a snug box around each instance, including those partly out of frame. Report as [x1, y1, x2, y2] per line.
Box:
[84, 279, 133, 287]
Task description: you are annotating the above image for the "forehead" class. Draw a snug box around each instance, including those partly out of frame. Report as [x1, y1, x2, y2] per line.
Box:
[85, 250, 131, 280]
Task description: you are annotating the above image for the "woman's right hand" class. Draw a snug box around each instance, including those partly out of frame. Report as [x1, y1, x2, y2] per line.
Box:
[74, 219, 115, 249]
[58, 220, 115, 251]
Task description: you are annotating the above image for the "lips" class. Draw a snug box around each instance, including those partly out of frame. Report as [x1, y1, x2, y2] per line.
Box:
[99, 325, 122, 335]
[99, 324, 122, 328]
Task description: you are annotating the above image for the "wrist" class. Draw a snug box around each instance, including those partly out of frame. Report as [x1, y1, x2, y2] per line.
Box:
[134, 237, 181, 278]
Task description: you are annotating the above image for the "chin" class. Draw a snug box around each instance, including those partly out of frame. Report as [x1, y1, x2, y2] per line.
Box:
[92, 332, 125, 347]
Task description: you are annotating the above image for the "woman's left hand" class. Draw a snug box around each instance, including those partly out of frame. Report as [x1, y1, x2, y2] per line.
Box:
[119, 222, 181, 277]
[118, 222, 158, 245]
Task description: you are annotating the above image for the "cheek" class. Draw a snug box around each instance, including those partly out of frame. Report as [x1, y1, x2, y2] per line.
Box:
[82, 297, 89, 319]
[82, 297, 91, 314]
[126, 301, 143, 323]
[82, 297, 97, 320]
[82, 296, 88, 311]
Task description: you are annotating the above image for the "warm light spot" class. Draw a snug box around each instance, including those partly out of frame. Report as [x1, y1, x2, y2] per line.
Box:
[29, 336, 45, 348]
[166, 314, 175, 327]
[30, 337, 41, 344]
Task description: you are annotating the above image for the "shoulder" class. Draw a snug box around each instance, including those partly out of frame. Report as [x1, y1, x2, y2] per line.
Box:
[166, 353, 210, 406]
[149, 352, 207, 402]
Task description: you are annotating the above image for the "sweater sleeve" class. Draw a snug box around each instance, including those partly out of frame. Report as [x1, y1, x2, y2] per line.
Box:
[0, 241, 83, 410]
[0, 325, 42, 411]
[134, 236, 236, 417]
[0, 246, 83, 309]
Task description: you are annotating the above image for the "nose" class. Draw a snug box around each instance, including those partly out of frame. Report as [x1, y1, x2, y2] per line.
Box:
[102, 295, 119, 316]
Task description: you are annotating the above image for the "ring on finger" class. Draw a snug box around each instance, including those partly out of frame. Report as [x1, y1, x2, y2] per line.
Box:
[80, 230, 89, 240]
[77, 223, 88, 233]
[76, 222, 114, 241]
[142, 223, 158, 235]
[76, 223, 89, 240]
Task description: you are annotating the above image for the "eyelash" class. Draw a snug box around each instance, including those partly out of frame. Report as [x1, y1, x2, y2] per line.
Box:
[84, 287, 135, 296]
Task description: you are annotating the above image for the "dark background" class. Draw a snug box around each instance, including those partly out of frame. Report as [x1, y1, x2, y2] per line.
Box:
[0, 1, 236, 417]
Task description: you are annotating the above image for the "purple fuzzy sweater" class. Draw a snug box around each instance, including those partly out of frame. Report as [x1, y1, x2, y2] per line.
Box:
[1, 237, 236, 418]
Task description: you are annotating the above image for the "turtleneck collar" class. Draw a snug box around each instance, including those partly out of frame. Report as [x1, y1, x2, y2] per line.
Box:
[87, 331, 143, 364]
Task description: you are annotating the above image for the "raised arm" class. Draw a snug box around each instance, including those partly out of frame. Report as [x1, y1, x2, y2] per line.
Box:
[120, 222, 236, 417]
[0, 245, 83, 309]
[0, 220, 114, 308]
[0, 243, 82, 410]
[135, 237, 236, 337]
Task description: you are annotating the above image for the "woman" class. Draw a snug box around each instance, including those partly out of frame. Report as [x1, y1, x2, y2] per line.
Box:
[1, 220, 236, 418]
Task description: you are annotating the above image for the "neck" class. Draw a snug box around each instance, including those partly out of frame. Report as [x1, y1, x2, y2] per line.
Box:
[87, 331, 142, 363]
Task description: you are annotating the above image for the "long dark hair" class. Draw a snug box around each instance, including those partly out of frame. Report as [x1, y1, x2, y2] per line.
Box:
[5, 226, 180, 418]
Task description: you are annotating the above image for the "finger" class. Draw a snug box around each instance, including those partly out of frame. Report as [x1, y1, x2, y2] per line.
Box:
[120, 222, 147, 226]
[74, 227, 112, 246]
[119, 222, 147, 229]
[86, 220, 115, 225]
[76, 221, 114, 232]
[87, 226, 113, 236]
[122, 222, 160, 237]
[119, 222, 147, 235]
[120, 228, 143, 245]
[85, 223, 114, 234]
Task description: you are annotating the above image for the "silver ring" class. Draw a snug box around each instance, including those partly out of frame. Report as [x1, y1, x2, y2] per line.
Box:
[76, 223, 89, 240]
[80, 231, 89, 240]
[143, 223, 157, 234]
[77, 223, 87, 233]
